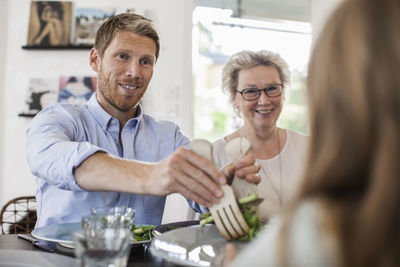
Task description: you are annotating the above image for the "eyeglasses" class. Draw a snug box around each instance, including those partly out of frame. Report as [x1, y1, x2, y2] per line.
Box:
[236, 84, 283, 101]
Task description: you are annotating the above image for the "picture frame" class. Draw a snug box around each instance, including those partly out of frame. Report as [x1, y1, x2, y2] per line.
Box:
[26, 1, 73, 47]
[73, 7, 115, 46]
[58, 76, 96, 104]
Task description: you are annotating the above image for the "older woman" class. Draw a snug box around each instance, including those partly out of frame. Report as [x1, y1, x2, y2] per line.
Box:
[213, 50, 308, 220]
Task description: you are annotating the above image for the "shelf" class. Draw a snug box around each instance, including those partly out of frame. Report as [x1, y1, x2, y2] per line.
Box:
[22, 45, 93, 50]
[18, 113, 37, 118]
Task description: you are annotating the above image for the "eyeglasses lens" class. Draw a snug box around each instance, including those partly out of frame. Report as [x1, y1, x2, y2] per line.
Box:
[241, 84, 282, 100]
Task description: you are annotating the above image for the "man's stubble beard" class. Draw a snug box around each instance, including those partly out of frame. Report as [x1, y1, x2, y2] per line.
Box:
[97, 68, 146, 113]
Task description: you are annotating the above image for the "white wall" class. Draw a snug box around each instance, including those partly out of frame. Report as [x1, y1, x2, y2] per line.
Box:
[0, 0, 8, 208]
[0, 0, 194, 223]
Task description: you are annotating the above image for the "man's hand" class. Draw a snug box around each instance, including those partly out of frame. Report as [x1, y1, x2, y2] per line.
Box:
[146, 147, 225, 207]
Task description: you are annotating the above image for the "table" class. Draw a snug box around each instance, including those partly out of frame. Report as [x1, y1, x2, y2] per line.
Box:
[0, 234, 184, 266]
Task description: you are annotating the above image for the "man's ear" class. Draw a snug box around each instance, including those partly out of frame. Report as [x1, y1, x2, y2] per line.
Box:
[89, 48, 100, 72]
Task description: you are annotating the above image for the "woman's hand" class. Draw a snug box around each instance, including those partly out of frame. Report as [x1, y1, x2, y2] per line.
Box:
[222, 153, 261, 185]
[223, 243, 238, 266]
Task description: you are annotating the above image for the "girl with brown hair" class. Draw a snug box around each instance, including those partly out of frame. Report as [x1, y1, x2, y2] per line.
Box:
[227, 0, 400, 266]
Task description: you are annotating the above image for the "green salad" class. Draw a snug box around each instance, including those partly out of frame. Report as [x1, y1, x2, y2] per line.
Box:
[199, 193, 263, 240]
[130, 224, 155, 241]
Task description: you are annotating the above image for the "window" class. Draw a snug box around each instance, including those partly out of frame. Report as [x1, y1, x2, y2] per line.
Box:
[192, 7, 311, 141]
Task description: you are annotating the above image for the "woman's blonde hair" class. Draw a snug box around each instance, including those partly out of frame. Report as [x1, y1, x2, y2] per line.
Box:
[281, 0, 400, 266]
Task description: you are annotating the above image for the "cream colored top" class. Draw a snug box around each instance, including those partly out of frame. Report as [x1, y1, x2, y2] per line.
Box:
[212, 129, 308, 220]
[229, 200, 339, 267]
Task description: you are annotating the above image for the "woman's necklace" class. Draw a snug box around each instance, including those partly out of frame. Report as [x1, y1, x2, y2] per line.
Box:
[256, 131, 283, 207]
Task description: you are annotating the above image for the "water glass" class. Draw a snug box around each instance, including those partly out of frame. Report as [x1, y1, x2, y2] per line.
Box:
[90, 206, 135, 229]
[74, 207, 135, 267]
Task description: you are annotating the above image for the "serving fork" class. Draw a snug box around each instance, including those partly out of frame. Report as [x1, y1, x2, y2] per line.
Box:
[190, 139, 250, 240]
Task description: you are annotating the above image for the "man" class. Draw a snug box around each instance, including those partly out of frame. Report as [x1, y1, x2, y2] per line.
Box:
[26, 13, 259, 228]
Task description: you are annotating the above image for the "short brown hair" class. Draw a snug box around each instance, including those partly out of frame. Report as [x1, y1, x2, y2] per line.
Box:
[94, 13, 160, 59]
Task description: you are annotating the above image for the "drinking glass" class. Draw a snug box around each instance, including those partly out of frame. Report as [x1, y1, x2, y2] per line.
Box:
[90, 206, 135, 229]
[74, 207, 135, 267]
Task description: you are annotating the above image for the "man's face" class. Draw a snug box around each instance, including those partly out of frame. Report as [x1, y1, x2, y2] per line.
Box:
[89, 30, 156, 120]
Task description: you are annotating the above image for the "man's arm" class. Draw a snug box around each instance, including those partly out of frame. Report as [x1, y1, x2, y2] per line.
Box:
[27, 105, 259, 208]
[75, 147, 260, 208]
[74, 147, 225, 207]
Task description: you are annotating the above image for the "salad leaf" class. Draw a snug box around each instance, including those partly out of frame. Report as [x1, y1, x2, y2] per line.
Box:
[130, 224, 155, 241]
[199, 194, 263, 241]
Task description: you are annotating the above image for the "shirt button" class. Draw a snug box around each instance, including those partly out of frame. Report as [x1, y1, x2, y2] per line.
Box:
[111, 121, 116, 125]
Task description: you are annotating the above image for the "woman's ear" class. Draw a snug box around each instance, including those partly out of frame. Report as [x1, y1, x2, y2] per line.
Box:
[89, 48, 99, 72]
[232, 94, 239, 109]
[232, 95, 241, 117]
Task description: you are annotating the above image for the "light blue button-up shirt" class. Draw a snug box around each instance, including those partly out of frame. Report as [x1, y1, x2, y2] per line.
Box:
[26, 94, 204, 228]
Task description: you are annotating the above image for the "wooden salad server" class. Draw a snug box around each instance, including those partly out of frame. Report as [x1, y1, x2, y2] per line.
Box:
[224, 137, 259, 200]
[190, 139, 250, 240]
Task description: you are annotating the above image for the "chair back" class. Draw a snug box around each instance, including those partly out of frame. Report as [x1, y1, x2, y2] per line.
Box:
[0, 196, 37, 234]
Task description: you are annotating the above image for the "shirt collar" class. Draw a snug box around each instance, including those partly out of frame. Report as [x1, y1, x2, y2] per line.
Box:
[86, 93, 144, 130]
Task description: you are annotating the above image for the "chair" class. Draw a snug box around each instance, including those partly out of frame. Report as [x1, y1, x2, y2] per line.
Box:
[0, 196, 37, 234]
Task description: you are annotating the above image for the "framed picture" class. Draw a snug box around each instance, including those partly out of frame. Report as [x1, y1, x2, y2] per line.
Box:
[27, 1, 73, 47]
[58, 76, 96, 104]
[19, 76, 97, 117]
[19, 78, 58, 117]
[73, 7, 115, 46]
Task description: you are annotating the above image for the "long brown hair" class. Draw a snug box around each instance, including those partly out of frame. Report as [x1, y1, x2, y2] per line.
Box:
[281, 0, 400, 266]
